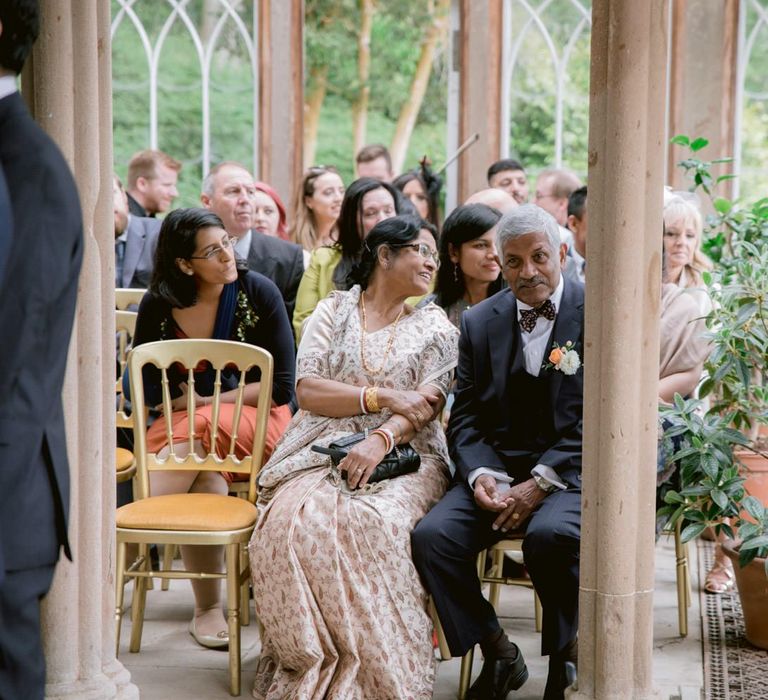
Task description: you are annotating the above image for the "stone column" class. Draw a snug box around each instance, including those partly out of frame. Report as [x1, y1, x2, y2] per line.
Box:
[666, 0, 739, 192]
[571, 2, 667, 699]
[259, 0, 304, 209]
[21, 2, 137, 698]
[456, 0, 503, 202]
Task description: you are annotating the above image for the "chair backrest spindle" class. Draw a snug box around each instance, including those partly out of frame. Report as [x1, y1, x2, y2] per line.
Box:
[128, 339, 274, 504]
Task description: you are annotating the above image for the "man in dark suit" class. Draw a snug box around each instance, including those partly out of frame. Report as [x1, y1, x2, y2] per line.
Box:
[0, 165, 10, 288]
[114, 173, 160, 288]
[201, 161, 304, 319]
[412, 204, 583, 700]
[0, 2, 84, 697]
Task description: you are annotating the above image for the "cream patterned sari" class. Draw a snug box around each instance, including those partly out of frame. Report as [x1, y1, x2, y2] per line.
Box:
[249, 286, 458, 700]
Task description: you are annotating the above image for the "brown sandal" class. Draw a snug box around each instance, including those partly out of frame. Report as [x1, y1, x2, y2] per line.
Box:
[704, 560, 735, 594]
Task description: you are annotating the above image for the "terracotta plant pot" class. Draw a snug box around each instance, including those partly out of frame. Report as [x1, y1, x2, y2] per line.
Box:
[722, 538, 768, 650]
[736, 450, 768, 522]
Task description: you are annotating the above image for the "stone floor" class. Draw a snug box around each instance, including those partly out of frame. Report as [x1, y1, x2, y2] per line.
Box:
[120, 536, 703, 699]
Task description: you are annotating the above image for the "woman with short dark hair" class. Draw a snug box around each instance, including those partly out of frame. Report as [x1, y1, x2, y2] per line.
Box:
[130, 207, 295, 649]
[249, 215, 458, 700]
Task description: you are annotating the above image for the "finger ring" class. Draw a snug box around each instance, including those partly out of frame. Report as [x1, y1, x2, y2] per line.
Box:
[512, 513, 520, 520]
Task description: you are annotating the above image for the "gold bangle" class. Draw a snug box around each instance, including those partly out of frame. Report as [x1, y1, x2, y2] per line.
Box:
[365, 386, 380, 413]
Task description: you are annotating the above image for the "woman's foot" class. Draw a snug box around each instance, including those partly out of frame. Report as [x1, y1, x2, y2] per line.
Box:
[189, 607, 229, 649]
[704, 559, 734, 594]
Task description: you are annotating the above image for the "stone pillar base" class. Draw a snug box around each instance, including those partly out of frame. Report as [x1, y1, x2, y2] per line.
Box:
[103, 659, 140, 700]
[45, 676, 116, 700]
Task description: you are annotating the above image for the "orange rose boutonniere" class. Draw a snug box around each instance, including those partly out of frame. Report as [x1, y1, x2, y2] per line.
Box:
[544, 340, 581, 375]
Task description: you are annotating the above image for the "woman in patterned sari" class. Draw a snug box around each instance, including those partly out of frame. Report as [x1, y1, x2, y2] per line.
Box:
[249, 215, 459, 699]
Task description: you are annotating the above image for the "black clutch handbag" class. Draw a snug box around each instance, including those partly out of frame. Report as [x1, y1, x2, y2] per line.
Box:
[311, 430, 421, 483]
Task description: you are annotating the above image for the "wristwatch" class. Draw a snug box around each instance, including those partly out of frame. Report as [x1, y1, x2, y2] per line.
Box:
[533, 474, 559, 494]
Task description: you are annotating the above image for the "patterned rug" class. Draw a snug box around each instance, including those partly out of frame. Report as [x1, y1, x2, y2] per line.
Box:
[700, 542, 768, 699]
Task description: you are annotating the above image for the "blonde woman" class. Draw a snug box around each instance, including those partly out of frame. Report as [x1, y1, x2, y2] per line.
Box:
[662, 192, 712, 314]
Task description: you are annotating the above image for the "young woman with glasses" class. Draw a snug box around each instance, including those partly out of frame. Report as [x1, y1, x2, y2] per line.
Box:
[127, 208, 296, 649]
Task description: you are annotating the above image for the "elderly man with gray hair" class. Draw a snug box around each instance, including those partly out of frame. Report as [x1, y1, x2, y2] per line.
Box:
[413, 204, 583, 700]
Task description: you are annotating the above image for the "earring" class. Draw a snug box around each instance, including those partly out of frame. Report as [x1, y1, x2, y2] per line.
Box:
[453, 263, 459, 282]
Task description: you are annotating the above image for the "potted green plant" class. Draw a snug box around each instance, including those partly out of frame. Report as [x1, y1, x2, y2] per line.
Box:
[660, 136, 768, 648]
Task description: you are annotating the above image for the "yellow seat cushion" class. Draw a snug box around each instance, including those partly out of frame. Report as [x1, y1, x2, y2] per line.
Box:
[116, 447, 134, 472]
[116, 493, 257, 531]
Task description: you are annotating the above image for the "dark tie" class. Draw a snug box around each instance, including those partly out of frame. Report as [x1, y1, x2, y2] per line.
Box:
[519, 299, 556, 333]
[115, 239, 126, 287]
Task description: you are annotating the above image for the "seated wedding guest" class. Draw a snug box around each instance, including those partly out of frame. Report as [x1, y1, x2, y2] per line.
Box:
[662, 192, 712, 314]
[433, 203, 504, 327]
[393, 158, 442, 230]
[201, 162, 304, 319]
[564, 185, 588, 284]
[465, 186, 517, 213]
[129, 208, 295, 649]
[292, 177, 401, 337]
[355, 143, 394, 182]
[290, 165, 345, 250]
[126, 148, 181, 217]
[114, 174, 161, 289]
[252, 181, 289, 240]
[413, 204, 583, 700]
[487, 158, 529, 204]
[248, 215, 458, 700]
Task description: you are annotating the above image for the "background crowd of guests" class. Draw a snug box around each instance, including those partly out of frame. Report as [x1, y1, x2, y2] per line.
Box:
[109, 141, 715, 700]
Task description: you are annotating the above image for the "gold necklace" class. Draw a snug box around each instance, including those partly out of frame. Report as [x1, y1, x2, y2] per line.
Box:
[359, 292, 405, 378]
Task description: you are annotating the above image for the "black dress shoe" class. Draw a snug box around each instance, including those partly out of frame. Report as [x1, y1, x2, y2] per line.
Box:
[466, 645, 529, 700]
[542, 659, 577, 700]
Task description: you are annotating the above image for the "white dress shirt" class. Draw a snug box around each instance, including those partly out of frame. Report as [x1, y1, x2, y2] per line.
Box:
[467, 276, 568, 492]
[0, 75, 19, 101]
[233, 229, 252, 259]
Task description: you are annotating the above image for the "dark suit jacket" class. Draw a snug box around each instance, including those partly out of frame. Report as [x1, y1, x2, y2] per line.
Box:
[447, 278, 585, 488]
[126, 191, 150, 218]
[119, 214, 161, 288]
[245, 231, 304, 320]
[0, 92, 83, 573]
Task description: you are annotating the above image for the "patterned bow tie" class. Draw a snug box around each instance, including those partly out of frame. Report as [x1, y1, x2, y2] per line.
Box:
[519, 299, 556, 333]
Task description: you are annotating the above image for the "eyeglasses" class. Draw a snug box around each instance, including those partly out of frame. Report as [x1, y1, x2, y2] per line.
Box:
[188, 236, 235, 261]
[392, 242, 441, 268]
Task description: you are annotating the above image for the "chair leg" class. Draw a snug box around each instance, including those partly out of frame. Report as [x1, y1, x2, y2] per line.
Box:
[161, 544, 176, 591]
[534, 590, 543, 632]
[488, 549, 504, 610]
[458, 646, 474, 700]
[130, 543, 150, 653]
[115, 540, 127, 657]
[674, 524, 689, 637]
[240, 543, 250, 626]
[226, 543, 242, 696]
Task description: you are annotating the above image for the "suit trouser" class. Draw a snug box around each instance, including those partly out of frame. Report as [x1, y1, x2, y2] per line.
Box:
[412, 481, 580, 658]
[0, 564, 56, 700]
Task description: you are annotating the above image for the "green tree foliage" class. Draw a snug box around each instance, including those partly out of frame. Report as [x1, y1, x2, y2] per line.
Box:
[306, 0, 450, 183]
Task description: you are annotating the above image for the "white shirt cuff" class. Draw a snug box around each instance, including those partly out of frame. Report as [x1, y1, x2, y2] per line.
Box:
[531, 464, 567, 490]
[467, 467, 514, 490]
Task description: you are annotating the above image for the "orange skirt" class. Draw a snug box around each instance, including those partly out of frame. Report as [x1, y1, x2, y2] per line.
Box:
[146, 403, 292, 482]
